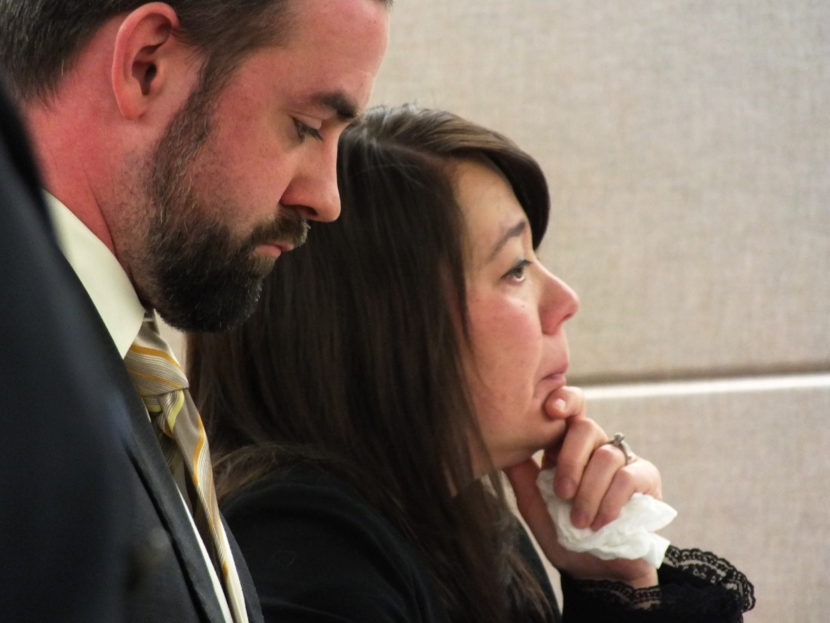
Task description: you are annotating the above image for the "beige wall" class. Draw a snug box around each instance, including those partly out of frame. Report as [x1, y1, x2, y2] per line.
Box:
[368, 1, 830, 621]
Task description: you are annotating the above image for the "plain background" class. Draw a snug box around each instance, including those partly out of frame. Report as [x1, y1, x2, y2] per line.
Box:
[162, 2, 830, 620]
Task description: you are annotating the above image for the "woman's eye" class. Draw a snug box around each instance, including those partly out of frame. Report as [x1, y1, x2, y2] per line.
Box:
[503, 259, 531, 282]
[293, 118, 323, 142]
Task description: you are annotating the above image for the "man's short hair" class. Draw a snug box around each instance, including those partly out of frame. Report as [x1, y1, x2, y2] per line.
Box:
[0, 0, 295, 102]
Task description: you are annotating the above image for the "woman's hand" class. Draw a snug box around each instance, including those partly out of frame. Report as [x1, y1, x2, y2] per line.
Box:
[505, 386, 662, 588]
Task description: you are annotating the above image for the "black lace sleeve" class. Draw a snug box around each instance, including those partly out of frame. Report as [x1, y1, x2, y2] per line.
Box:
[559, 546, 755, 623]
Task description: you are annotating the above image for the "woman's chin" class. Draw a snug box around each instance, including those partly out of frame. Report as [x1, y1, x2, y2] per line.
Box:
[491, 449, 540, 473]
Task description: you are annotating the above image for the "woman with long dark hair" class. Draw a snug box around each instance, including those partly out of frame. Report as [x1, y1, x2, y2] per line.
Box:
[188, 105, 754, 622]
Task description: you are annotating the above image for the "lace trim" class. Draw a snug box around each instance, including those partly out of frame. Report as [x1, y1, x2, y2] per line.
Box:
[571, 578, 662, 611]
[663, 547, 755, 612]
[564, 546, 755, 621]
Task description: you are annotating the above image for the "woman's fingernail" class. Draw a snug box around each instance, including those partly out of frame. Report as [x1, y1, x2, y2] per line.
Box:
[552, 398, 567, 414]
[556, 476, 576, 499]
[591, 516, 607, 531]
[571, 509, 589, 528]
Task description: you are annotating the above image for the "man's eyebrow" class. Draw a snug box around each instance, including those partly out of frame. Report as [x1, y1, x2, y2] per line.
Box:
[313, 92, 359, 121]
[486, 220, 527, 263]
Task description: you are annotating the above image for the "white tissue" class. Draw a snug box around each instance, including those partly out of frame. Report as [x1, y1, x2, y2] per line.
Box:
[535, 468, 677, 568]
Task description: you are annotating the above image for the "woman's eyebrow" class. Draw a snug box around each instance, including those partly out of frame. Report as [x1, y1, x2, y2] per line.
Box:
[485, 220, 527, 263]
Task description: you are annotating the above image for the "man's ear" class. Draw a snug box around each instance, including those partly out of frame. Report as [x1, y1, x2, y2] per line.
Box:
[111, 3, 183, 120]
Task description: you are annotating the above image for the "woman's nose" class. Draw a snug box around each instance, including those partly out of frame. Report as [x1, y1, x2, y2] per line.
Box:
[541, 273, 580, 334]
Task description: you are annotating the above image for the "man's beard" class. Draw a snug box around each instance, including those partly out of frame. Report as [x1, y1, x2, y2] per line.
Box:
[140, 90, 309, 332]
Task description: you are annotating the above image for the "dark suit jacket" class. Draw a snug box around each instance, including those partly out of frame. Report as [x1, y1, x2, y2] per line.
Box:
[0, 79, 129, 622]
[0, 81, 262, 622]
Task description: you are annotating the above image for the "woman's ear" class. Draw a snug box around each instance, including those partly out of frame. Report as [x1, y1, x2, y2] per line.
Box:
[110, 2, 182, 120]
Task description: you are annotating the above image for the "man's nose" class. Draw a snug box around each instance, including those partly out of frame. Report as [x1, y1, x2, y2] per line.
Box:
[280, 145, 342, 223]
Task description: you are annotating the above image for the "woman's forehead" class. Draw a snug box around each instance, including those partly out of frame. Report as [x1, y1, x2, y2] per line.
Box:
[451, 160, 529, 260]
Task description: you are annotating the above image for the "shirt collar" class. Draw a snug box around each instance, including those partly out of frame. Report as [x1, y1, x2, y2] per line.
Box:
[44, 192, 146, 358]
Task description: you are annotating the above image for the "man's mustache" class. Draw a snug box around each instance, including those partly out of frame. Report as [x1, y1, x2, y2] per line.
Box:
[248, 210, 310, 250]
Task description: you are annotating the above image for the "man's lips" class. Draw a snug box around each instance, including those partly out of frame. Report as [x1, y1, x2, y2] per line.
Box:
[255, 241, 295, 258]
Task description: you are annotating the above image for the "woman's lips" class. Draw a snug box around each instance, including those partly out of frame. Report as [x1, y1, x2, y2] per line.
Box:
[543, 372, 567, 390]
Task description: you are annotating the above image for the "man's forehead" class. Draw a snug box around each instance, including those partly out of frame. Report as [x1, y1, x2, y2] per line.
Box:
[272, 0, 388, 118]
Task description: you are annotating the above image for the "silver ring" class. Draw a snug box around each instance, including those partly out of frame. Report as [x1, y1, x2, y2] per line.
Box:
[605, 432, 635, 465]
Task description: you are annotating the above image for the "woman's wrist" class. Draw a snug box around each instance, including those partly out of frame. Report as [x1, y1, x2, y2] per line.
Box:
[623, 567, 659, 589]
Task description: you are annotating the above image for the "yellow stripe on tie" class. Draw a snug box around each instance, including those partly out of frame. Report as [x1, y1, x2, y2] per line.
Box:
[165, 391, 185, 434]
[191, 431, 205, 487]
[126, 368, 185, 390]
[128, 343, 183, 370]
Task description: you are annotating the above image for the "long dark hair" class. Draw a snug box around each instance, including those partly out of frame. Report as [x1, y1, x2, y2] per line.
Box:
[189, 104, 554, 621]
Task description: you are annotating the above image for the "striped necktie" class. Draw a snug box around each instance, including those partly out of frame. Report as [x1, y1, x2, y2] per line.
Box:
[125, 314, 248, 623]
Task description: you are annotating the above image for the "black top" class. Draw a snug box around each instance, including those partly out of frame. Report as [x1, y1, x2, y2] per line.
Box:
[224, 465, 754, 622]
[225, 466, 449, 622]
